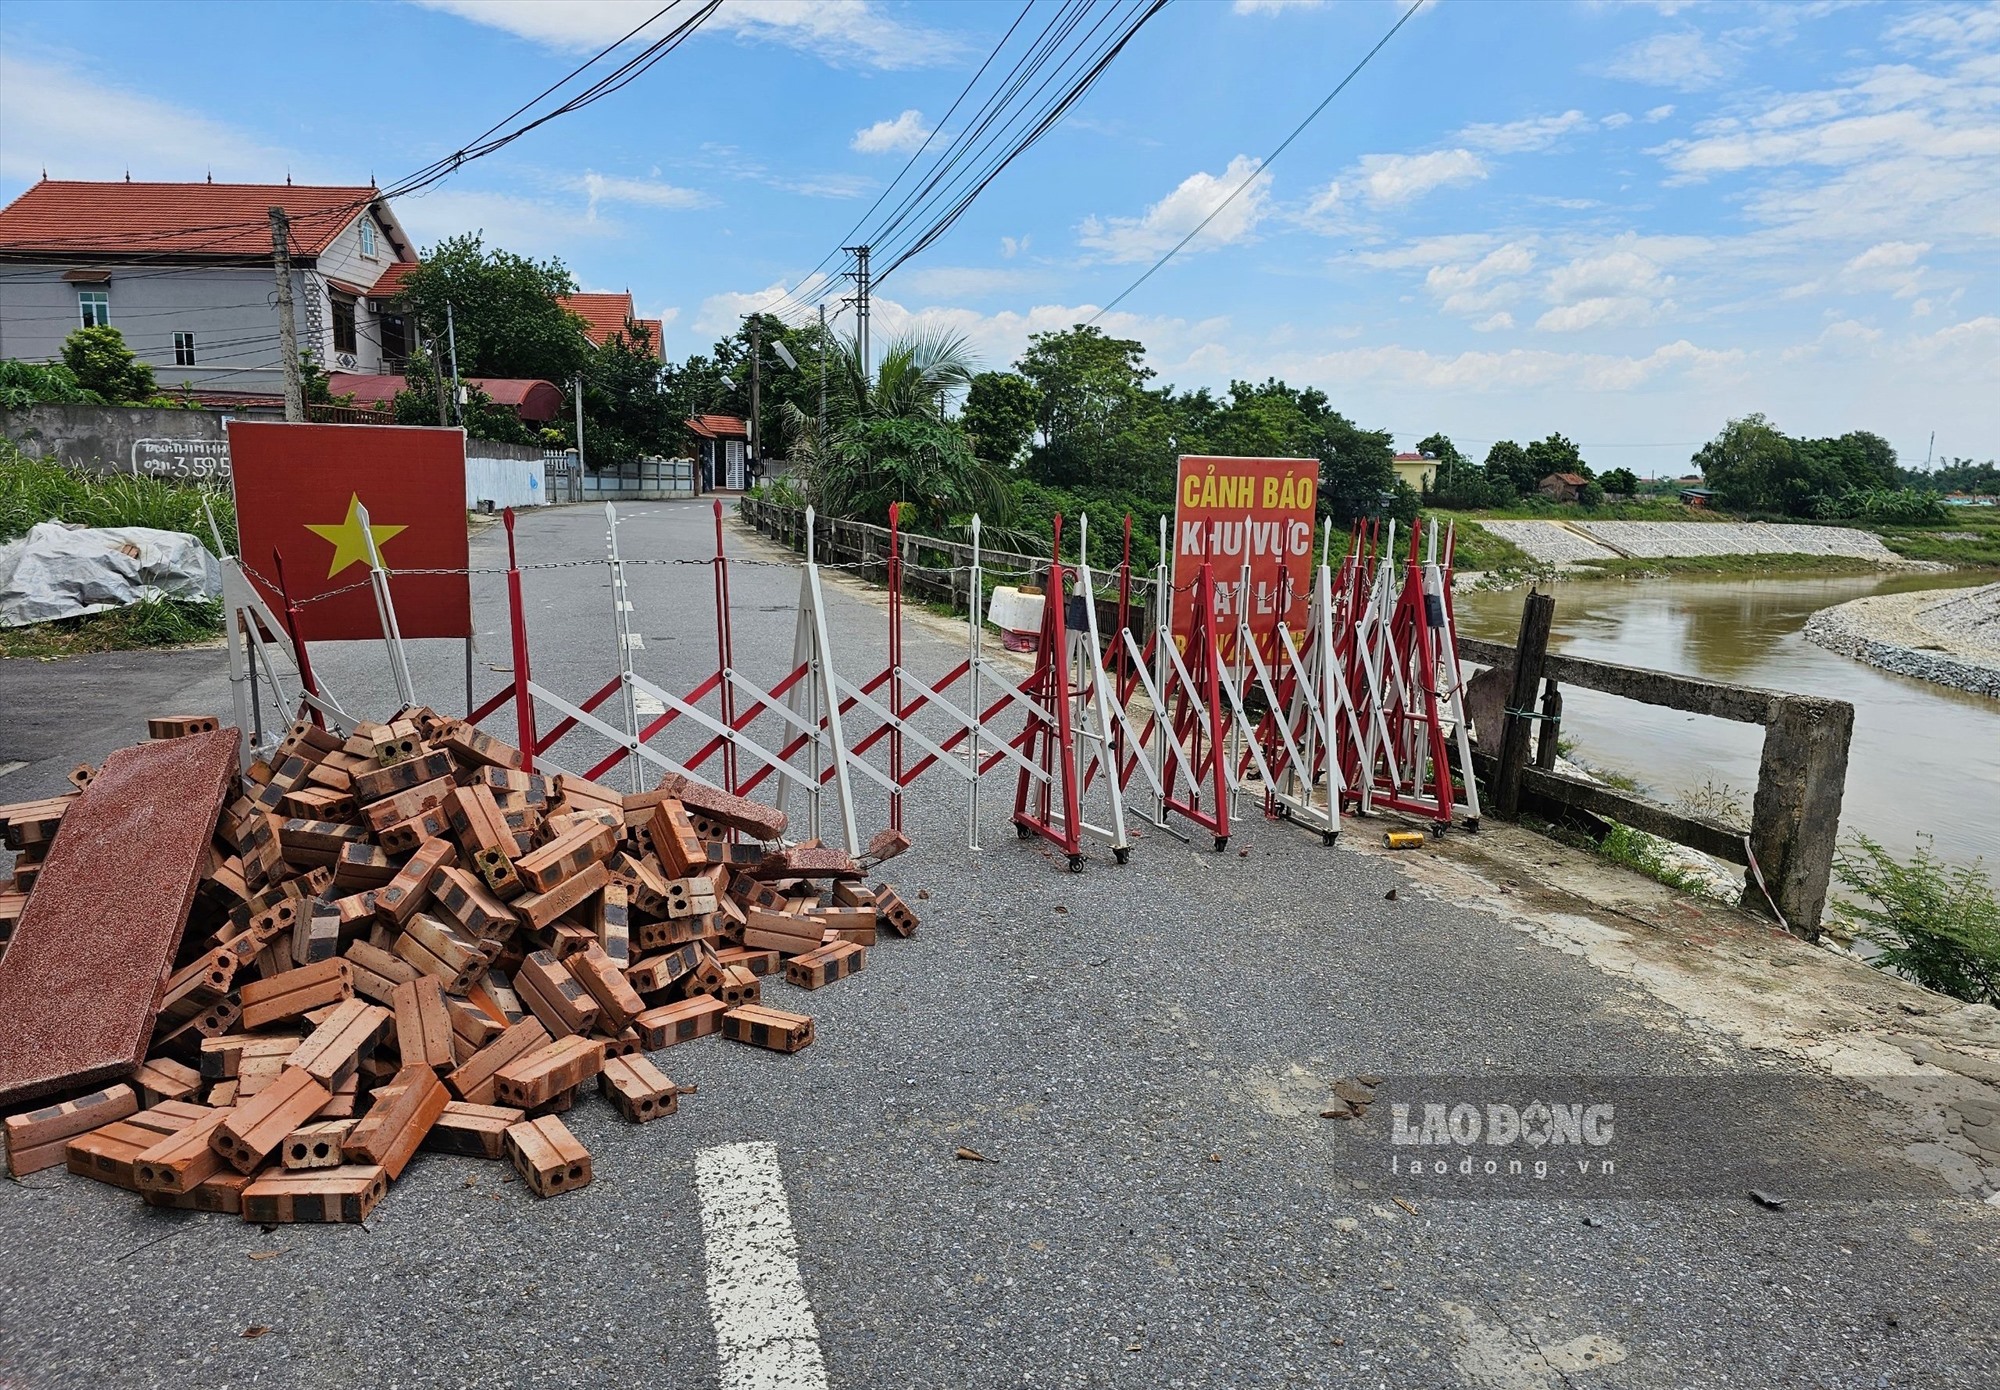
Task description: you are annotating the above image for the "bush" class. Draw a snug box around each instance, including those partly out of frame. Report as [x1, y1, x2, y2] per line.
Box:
[0, 443, 235, 548]
[59, 325, 157, 403]
[1814, 488, 1948, 525]
[1835, 834, 1999, 1006]
[0, 360, 106, 409]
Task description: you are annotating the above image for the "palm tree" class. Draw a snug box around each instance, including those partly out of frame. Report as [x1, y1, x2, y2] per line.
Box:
[782, 327, 1011, 527]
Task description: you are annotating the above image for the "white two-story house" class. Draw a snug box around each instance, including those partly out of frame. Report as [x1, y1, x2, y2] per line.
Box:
[0, 179, 419, 402]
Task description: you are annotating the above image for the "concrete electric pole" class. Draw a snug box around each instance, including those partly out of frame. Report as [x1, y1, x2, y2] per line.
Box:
[269, 207, 304, 423]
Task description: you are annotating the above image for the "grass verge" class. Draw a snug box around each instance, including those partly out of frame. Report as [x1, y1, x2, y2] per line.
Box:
[1, 444, 236, 548]
[1565, 552, 1899, 580]
[0, 596, 225, 659]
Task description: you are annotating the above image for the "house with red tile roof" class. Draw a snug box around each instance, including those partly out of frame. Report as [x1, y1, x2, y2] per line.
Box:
[558, 291, 664, 353]
[0, 178, 418, 398]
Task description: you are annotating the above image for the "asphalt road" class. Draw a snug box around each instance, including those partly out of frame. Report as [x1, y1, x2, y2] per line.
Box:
[1, 499, 1994, 1390]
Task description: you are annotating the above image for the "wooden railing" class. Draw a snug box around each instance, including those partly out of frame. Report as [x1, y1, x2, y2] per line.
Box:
[1462, 591, 1854, 937]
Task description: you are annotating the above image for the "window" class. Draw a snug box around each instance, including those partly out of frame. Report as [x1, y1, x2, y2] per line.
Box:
[359, 220, 378, 259]
[78, 290, 109, 328]
[331, 296, 357, 354]
[174, 332, 196, 367]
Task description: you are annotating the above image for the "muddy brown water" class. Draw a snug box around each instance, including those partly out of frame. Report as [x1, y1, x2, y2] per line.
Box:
[1454, 571, 2000, 872]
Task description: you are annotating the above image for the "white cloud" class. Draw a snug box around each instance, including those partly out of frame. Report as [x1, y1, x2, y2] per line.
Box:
[1458, 110, 1591, 153]
[777, 172, 875, 200]
[0, 51, 291, 185]
[1602, 31, 1729, 91]
[1648, 49, 2000, 248]
[1535, 297, 1657, 333]
[581, 172, 712, 216]
[1077, 155, 1272, 262]
[1885, 4, 2000, 54]
[1353, 149, 1486, 205]
[1423, 242, 1537, 317]
[1354, 234, 1499, 271]
[1601, 112, 1633, 129]
[852, 109, 932, 155]
[1473, 313, 1515, 332]
[1645, 104, 1678, 122]
[1231, 0, 1326, 13]
[999, 235, 1029, 259]
[415, 0, 959, 69]
[1295, 338, 1747, 394]
[895, 265, 1042, 299]
[393, 186, 615, 256]
[1844, 240, 1930, 273]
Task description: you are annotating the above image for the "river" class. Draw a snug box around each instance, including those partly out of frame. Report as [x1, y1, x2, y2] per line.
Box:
[1453, 571, 2000, 872]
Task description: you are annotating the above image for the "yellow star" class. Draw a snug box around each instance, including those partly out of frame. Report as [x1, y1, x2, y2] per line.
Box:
[305, 493, 407, 578]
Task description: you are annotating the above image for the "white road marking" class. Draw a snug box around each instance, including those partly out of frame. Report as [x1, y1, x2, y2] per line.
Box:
[633, 692, 667, 717]
[621, 632, 645, 649]
[0, 761, 25, 780]
[694, 1141, 829, 1390]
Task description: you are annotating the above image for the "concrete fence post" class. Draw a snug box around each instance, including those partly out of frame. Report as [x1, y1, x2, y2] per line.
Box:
[1494, 590, 1555, 819]
[1741, 695, 1853, 937]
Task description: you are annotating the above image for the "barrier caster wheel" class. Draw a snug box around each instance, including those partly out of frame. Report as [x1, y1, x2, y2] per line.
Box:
[1017, 824, 1032, 840]
[1114, 847, 1131, 865]
[1322, 830, 1338, 847]
[1067, 854, 1085, 874]
[1213, 835, 1229, 852]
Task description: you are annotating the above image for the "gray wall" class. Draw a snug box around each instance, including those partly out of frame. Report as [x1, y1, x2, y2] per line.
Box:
[0, 402, 270, 480]
[0, 256, 395, 394]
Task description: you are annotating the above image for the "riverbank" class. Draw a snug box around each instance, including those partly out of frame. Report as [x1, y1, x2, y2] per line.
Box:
[1805, 581, 2000, 699]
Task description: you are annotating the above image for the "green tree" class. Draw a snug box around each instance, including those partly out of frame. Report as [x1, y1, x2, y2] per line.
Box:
[796, 329, 1004, 528]
[60, 325, 155, 403]
[0, 360, 105, 408]
[1694, 414, 1799, 513]
[1483, 439, 1536, 496]
[961, 371, 1040, 469]
[401, 233, 592, 386]
[1599, 467, 1640, 496]
[1017, 325, 1161, 489]
[1524, 432, 1590, 482]
[577, 321, 671, 465]
[1315, 412, 1398, 526]
[1417, 432, 1495, 508]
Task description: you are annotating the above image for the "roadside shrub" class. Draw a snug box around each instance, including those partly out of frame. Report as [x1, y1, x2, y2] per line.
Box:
[0, 360, 106, 409]
[1814, 488, 1948, 525]
[1835, 834, 1999, 1006]
[0, 444, 235, 548]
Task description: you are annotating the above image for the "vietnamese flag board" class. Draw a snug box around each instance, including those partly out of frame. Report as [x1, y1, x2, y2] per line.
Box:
[227, 420, 471, 641]
[1170, 455, 1320, 663]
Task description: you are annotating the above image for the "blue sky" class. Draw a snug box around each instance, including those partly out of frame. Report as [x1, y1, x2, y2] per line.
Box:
[2, 0, 1995, 476]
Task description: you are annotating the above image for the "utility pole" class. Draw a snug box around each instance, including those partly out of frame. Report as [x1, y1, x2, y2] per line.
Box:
[748, 315, 762, 464]
[445, 301, 465, 427]
[843, 243, 871, 383]
[574, 374, 587, 495]
[269, 207, 304, 422]
[817, 303, 827, 445]
[1925, 430, 1935, 470]
[430, 338, 448, 426]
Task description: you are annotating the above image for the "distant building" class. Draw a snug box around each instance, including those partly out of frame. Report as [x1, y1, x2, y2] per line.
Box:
[0, 178, 417, 399]
[1391, 451, 1437, 492]
[326, 372, 564, 424]
[559, 291, 664, 353]
[1538, 472, 1589, 502]
[1679, 486, 1717, 509]
[687, 414, 750, 491]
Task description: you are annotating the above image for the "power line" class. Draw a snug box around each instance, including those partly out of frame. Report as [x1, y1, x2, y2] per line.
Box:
[758, 0, 1038, 321]
[1089, 0, 1424, 324]
[762, 0, 1168, 323]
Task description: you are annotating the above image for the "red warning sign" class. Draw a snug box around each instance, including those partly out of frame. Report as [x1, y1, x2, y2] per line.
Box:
[1170, 455, 1319, 661]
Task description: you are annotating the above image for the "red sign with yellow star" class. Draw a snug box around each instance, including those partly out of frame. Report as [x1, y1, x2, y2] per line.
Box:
[227, 420, 471, 641]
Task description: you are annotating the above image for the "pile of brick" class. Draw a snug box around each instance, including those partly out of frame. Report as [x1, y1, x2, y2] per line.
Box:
[0, 708, 918, 1223]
